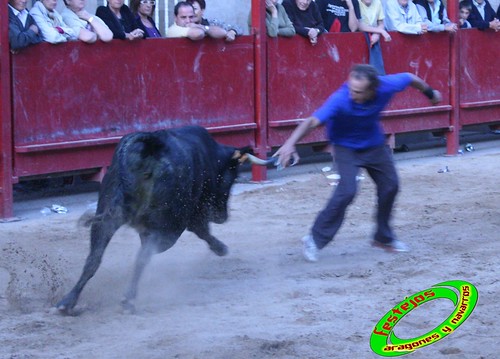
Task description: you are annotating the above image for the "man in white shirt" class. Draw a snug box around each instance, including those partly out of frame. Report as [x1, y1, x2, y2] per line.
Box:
[166, 1, 207, 40]
[383, 0, 428, 34]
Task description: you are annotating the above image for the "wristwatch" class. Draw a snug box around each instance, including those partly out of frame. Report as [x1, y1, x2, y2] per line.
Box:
[204, 25, 209, 33]
[88, 16, 94, 24]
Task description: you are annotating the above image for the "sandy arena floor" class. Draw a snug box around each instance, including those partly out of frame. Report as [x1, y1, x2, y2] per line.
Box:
[1, 142, 499, 359]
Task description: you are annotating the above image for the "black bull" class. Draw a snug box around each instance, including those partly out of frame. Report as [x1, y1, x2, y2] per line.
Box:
[56, 126, 268, 314]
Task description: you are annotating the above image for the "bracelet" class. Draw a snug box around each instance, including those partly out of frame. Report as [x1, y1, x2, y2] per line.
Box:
[422, 87, 434, 100]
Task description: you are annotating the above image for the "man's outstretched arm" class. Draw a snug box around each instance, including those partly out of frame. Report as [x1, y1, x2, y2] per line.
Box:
[273, 117, 322, 168]
[408, 73, 442, 105]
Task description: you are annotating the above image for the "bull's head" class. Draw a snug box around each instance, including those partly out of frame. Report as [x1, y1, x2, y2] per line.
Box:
[211, 147, 270, 224]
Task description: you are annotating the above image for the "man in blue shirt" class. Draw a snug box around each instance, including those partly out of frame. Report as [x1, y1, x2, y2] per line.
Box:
[274, 64, 442, 262]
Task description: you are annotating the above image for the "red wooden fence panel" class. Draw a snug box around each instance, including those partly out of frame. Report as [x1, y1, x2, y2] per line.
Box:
[11, 38, 256, 178]
[459, 29, 500, 127]
[266, 32, 454, 149]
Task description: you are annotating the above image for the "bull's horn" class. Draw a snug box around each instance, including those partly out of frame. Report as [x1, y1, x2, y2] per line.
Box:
[245, 153, 276, 166]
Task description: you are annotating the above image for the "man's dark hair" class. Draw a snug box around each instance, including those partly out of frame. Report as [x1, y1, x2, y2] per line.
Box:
[350, 64, 380, 92]
[174, 1, 194, 16]
[459, 0, 472, 11]
[187, 0, 206, 10]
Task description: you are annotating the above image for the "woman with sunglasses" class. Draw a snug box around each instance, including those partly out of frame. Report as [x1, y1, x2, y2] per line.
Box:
[130, 0, 162, 38]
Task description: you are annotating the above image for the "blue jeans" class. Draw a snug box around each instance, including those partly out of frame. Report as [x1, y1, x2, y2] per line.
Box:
[311, 145, 399, 249]
[364, 32, 386, 75]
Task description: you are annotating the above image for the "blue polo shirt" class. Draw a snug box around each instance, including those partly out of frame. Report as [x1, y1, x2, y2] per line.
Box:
[313, 73, 413, 150]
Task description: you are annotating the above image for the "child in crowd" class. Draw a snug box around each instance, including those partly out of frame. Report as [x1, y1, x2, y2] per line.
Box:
[459, 1, 472, 29]
[358, 0, 391, 75]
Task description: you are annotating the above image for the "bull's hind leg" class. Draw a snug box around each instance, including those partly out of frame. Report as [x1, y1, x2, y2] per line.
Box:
[121, 230, 179, 313]
[56, 216, 122, 315]
[190, 223, 228, 256]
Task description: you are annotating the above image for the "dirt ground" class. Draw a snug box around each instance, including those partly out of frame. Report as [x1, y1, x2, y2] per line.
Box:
[1, 142, 499, 359]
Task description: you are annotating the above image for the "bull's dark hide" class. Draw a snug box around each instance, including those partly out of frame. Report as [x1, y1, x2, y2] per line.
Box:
[57, 125, 250, 314]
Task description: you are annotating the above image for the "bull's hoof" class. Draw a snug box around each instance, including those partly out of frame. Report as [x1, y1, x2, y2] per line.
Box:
[121, 298, 136, 314]
[55, 304, 81, 316]
[210, 242, 228, 256]
[55, 296, 79, 316]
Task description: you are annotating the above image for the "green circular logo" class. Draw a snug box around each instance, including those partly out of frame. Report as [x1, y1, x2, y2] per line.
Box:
[370, 280, 478, 356]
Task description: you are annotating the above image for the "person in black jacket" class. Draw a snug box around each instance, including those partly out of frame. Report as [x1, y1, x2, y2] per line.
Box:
[96, 0, 144, 40]
[282, 0, 326, 45]
[464, 0, 500, 31]
[8, 0, 42, 52]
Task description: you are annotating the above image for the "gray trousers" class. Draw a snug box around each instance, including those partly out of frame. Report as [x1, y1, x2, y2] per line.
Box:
[311, 144, 399, 249]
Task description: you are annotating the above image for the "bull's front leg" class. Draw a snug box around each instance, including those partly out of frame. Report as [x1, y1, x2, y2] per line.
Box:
[189, 222, 228, 256]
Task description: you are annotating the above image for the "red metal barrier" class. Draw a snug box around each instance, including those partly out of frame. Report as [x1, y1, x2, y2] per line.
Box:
[1, 24, 500, 219]
[0, 3, 14, 220]
[11, 38, 256, 179]
[267, 32, 454, 148]
[459, 29, 500, 127]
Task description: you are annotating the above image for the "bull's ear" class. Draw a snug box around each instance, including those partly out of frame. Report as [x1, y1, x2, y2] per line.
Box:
[231, 150, 249, 164]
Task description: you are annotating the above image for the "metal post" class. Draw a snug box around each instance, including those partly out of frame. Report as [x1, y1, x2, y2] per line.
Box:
[250, 0, 269, 181]
[446, 0, 460, 155]
[0, 3, 15, 220]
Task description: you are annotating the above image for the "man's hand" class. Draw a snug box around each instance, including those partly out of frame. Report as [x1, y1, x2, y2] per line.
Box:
[370, 33, 380, 46]
[272, 144, 300, 169]
[381, 30, 391, 42]
[444, 23, 458, 33]
[489, 18, 500, 32]
[266, 0, 278, 16]
[430, 90, 442, 105]
[76, 9, 92, 21]
[308, 28, 319, 45]
[29, 24, 39, 34]
[225, 29, 236, 42]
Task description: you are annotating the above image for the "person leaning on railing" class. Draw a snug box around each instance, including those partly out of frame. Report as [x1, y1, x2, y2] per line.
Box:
[187, 0, 243, 42]
[166, 1, 206, 40]
[8, 0, 42, 53]
[61, 0, 113, 43]
[282, 0, 327, 45]
[247, 0, 296, 38]
[96, 0, 144, 40]
[29, 0, 78, 44]
[463, 0, 500, 31]
[316, 0, 362, 33]
[130, 0, 162, 38]
[414, 0, 458, 33]
[383, 0, 428, 35]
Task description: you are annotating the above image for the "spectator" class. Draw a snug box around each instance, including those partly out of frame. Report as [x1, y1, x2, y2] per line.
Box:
[316, 0, 362, 32]
[96, 0, 144, 40]
[248, 0, 296, 37]
[459, 1, 472, 28]
[187, 0, 242, 42]
[414, 0, 458, 33]
[384, 0, 428, 34]
[358, 0, 391, 75]
[61, 0, 113, 43]
[464, 0, 500, 31]
[8, 0, 42, 52]
[282, 0, 326, 45]
[30, 0, 78, 44]
[166, 1, 205, 40]
[130, 0, 162, 38]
